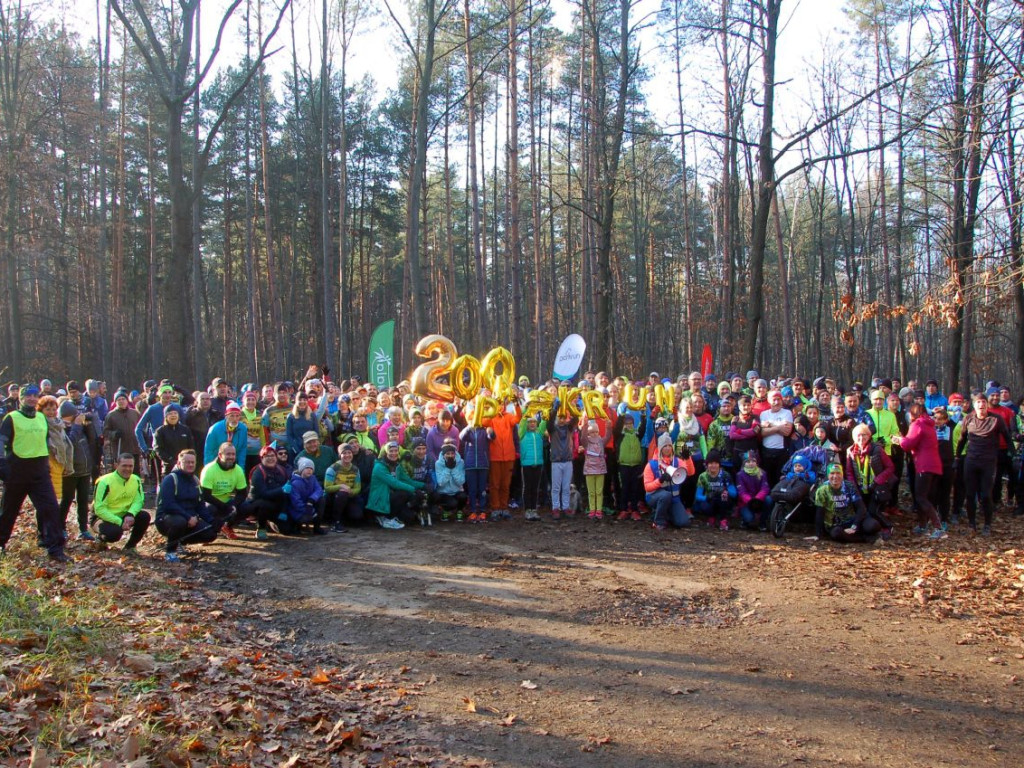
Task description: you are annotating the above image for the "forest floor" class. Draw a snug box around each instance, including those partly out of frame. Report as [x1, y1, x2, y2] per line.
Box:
[3, 505, 1023, 767]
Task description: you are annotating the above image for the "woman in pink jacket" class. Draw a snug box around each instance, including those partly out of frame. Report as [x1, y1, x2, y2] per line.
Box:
[892, 403, 945, 539]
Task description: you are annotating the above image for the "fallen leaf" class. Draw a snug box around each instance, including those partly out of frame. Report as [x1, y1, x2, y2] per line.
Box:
[261, 740, 282, 753]
[28, 746, 51, 768]
[520, 680, 538, 690]
[279, 756, 302, 768]
[501, 713, 517, 726]
[745, 666, 761, 673]
[121, 730, 141, 761]
[667, 687, 698, 695]
[310, 669, 330, 684]
[463, 697, 477, 713]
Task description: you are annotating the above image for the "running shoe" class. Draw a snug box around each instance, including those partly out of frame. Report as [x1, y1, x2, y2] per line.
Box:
[165, 551, 181, 563]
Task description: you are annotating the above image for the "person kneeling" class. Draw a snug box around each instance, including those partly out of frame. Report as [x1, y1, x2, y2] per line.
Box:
[642, 438, 693, 531]
[434, 441, 468, 521]
[693, 450, 737, 530]
[287, 457, 326, 535]
[366, 441, 426, 530]
[92, 453, 151, 555]
[324, 443, 364, 532]
[243, 444, 290, 539]
[814, 463, 877, 543]
[156, 450, 219, 562]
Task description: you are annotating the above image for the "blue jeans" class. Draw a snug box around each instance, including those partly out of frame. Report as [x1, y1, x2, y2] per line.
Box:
[740, 498, 768, 528]
[551, 461, 573, 510]
[466, 468, 489, 513]
[647, 489, 691, 528]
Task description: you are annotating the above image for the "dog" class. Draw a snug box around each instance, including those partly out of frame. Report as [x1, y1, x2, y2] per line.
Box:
[418, 507, 433, 526]
[568, 484, 583, 516]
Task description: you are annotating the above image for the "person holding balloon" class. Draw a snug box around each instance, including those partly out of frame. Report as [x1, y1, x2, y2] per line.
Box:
[579, 417, 611, 519]
[484, 392, 522, 521]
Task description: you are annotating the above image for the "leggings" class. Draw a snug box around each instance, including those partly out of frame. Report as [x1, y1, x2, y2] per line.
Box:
[914, 472, 941, 529]
[585, 474, 605, 511]
[521, 464, 544, 510]
[618, 464, 644, 511]
[551, 461, 572, 511]
[963, 459, 996, 527]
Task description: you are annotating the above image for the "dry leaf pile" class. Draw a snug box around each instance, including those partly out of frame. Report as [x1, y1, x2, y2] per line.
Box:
[0, 535, 472, 767]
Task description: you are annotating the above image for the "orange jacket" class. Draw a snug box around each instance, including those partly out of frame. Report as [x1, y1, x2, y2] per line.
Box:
[486, 404, 522, 462]
[642, 455, 695, 494]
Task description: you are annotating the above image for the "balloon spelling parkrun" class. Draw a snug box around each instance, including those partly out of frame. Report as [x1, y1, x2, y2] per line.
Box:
[410, 334, 676, 424]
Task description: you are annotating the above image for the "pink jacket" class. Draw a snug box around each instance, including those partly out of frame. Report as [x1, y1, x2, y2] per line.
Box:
[898, 413, 943, 476]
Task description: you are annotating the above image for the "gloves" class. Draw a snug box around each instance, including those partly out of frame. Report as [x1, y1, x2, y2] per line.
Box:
[283, 482, 292, 494]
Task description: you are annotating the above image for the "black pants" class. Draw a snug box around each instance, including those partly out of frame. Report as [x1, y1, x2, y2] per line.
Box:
[964, 459, 997, 527]
[604, 447, 619, 510]
[332, 491, 366, 525]
[933, 466, 954, 522]
[60, 474, 92, 534]
[993, 449, 1014, 505]
[97, 510, 151, 548]
[386, 489, 420, 524]
[156, 511, 219, 552]
[241, 497, 288, 529]
[0, 457, 63, 556]
[914, 472, 941, 528]
[761, 447, 788, 489]
[521, 465, 544, 510]
[437, 492, 468, 512]
[618, 464, 644, 511]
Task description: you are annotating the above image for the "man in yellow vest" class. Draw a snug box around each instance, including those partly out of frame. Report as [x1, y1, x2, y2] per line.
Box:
[0, 384, 68, 562]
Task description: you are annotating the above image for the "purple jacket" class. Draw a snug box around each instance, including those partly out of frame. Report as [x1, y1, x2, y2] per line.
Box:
[427, 424, 461, 464]
[736, 469, 770, 507]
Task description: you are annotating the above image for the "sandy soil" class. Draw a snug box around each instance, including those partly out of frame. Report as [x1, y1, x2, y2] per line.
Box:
[198, 513, 1024, 768]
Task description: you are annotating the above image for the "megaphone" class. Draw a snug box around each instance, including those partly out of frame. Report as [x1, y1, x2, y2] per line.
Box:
[668, 466, 688, 484]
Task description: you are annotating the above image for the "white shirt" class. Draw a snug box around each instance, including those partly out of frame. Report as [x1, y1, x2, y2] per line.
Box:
[760, 407, 793, 450]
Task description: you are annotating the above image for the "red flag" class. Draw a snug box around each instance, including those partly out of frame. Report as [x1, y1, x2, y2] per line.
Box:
[700, 344, 713, 380]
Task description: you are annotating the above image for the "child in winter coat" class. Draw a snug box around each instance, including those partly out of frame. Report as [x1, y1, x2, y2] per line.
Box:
[580, 419, 609, 519]
[614, 412, 646, 520]
[517, 414, 547, 522]
[736, 451, 771, 530]
[694, 449, 738, 530]
[288, 457, 326, 534]
[459, 422, 491, 522]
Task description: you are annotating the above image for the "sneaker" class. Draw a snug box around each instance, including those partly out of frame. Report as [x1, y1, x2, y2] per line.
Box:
[267, 520, 281, 534]
[499, 509, 513, 520]
[456, 512, 465, 522]
[911, 525, 926, 535]
[508, 500, 519, 510]
[525, 510, 540, 522]
[123, 546, 140, 558]
[78, 530, 95, 541]
[441, 512, 451, 522]
[564, 509, 576, 517]
[222, 524, 238, 540]
[587, 510, 597, 519]
[593, 510, 603, 520]
[378, 516, 404, 530]
[489, 511, 502, 522]
[551, 509, 561, 520]
[616, 510, 631, 521]
[929, 529, 948, 540]
[982, 524, 992, 536]
[652, 522, 668, 532]
[332, 522, 348, 533]
[256, 528, 269, 540]
[165, 551, 181, 563]
[719, 519, 729, 531]
[630, 510, 642, 521]
[48, 551, 69, 564]
[707, 518, 717, 528]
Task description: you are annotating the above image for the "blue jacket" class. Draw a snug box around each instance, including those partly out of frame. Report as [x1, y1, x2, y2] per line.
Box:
[288, 472, 323, 521]
[204, 419, 249, 466]
[434, 455, 466, 495]
[247, 463, 289, 502]
[517, 420, 547, 467]
[135, 401, 167, 450]
[156, 468, 211, 523]
[459, 425, 490, 470]
[285, 412, 320, 456]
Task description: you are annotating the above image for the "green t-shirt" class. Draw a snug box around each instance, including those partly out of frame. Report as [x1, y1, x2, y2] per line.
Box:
[200, 461, 248, 503]
[262, 405, 291, 443]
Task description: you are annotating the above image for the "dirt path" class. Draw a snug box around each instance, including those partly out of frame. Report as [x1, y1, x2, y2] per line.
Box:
[199, 518, 1023, 767]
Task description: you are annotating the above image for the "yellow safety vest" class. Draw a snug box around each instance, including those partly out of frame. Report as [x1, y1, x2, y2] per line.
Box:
[7, 410, 49, 459]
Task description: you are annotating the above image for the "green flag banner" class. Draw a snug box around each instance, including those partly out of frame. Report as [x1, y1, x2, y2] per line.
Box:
[367, 320, 396, 389]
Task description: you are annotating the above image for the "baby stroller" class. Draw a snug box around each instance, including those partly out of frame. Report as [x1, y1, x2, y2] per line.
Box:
[769, 446, 833, 538]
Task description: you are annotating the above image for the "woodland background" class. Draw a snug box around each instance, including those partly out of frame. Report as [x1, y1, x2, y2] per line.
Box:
[1, 0, 1022, 392]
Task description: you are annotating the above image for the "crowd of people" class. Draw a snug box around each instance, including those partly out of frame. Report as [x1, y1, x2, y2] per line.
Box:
[0, 367, 1020, 564]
